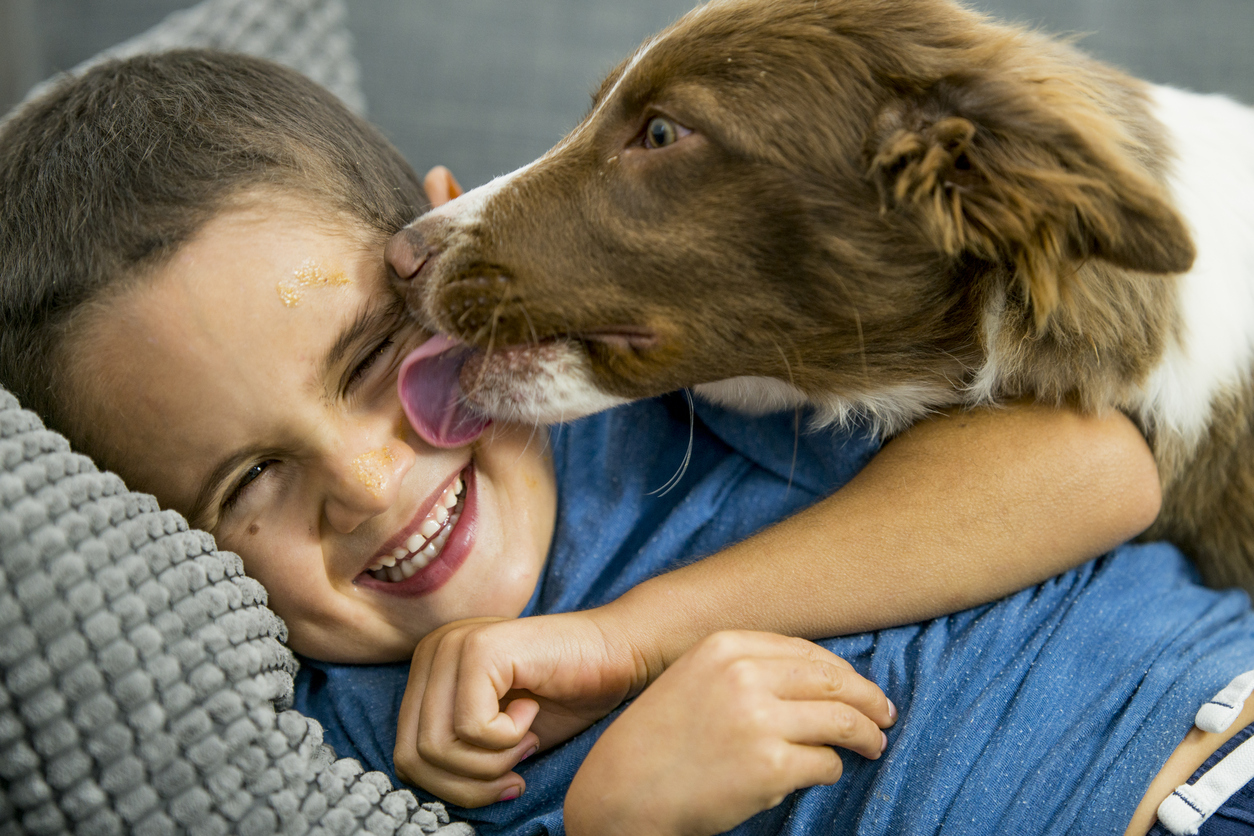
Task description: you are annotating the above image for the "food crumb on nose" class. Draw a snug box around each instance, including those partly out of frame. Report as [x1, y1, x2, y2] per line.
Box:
[277, 259, 350, 307]
[351, 446, 399, 498]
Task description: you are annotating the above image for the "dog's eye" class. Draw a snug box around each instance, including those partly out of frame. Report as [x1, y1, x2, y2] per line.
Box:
[644, 116, 684, 149]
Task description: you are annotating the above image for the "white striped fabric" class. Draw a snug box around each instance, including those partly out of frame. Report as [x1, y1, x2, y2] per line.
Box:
[1158, 733, 1254, 834]
[1156, 671, 1254, 834]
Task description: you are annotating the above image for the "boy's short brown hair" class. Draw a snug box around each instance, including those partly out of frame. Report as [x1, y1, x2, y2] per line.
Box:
[0, 49, 426, 447]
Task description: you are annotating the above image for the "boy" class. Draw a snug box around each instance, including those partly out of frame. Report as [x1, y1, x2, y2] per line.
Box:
[3, 50, 1251, 836]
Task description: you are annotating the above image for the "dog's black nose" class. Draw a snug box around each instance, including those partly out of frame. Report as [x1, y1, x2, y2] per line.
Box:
[386, 226, 435, 284]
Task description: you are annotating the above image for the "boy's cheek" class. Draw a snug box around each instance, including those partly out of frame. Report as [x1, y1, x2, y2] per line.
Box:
[219, 521, 327, 620]
[480, 427, 558, 566]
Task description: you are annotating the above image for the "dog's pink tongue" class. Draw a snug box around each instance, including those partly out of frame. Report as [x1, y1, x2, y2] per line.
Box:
[398, 336, 491, 448]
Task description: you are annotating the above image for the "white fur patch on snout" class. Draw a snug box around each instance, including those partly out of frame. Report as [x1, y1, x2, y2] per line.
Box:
[462, 342, 632, 425]
[424, 156, 542, 234]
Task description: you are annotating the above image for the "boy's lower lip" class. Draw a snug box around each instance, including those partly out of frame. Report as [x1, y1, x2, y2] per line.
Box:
[358, 464, 477, 596]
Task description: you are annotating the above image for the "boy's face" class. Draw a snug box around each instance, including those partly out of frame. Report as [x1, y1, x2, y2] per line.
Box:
[70, 191, 556, 663]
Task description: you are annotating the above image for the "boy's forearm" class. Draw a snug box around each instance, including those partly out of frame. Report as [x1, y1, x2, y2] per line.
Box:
[595, 403, 1162, 688]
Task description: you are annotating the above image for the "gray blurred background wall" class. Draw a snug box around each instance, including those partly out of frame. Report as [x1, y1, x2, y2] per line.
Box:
[2, 0, 1252, 190]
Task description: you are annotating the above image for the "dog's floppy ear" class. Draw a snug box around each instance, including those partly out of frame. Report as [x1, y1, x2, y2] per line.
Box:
[865, 75, 1195, 328]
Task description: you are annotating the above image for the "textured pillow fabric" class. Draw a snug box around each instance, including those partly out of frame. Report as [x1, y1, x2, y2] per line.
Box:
[0, 386, 472, 835]
[2, 1, 474, 832]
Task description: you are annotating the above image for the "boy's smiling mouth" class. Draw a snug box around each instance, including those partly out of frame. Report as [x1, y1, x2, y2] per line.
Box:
[364, 466, 470, 583]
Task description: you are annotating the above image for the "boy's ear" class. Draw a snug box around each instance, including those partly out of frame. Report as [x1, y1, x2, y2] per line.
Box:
[864, 75, 1195, 328]
[424, 166, 464, 208]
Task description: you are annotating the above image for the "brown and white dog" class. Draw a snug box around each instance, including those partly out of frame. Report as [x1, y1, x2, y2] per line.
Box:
[387, 0, 1254, 593]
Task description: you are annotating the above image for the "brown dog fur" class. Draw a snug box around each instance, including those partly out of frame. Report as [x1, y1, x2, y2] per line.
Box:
[390, 0, 1254, 592]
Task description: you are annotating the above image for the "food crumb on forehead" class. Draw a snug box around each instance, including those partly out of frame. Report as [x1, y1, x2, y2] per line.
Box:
[351, 446, 399, 498]
[277, 259, 351, 307]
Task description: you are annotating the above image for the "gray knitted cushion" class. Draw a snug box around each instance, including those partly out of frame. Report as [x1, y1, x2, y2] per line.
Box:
[0, 387, 472, 836]
[2, 1, 475, 832]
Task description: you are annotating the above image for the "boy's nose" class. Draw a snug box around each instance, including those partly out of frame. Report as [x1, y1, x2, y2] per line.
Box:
[323, 443, 410, 534]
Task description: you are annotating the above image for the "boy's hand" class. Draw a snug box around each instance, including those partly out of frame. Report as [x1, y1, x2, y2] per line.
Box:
[564, 631, 896, 836]
[394, 611, 648, 806]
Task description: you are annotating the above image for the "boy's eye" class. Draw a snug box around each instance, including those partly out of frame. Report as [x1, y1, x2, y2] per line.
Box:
[345, 335, 396, 392]
[223, 460, 276, 511]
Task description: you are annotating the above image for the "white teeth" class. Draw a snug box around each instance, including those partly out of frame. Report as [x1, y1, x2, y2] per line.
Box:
[367, 471, 467, 584]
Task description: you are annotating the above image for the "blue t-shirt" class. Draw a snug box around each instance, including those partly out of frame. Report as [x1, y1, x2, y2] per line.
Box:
[294, 395, 1254, 835]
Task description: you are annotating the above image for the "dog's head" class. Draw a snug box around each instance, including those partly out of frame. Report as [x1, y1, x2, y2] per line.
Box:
[389, 0, 1194, 432]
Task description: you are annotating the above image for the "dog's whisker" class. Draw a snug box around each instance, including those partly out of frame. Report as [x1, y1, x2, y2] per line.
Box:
[769, 334, 802, 496]
[648, 389, 695, 498]
[509, 409, 544, 471]
[518, 301, 542, 347]
[852, 306, 868, 380]
[787, 407, 801, 498]
[774, 329, 806, 385]
[466, 302, 505, 398]
[821, 267, 868, 381]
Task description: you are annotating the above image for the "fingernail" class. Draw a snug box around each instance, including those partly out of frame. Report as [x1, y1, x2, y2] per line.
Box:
[498, 786, 522, 802]
[887, 699, 898, 722]
[520, 745, 538, 762]
[880, 732, 889, 755]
